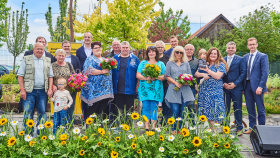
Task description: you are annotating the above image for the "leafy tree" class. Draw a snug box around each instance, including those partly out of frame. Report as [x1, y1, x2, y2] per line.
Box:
[6, 2, 29, 72]
[0, 0, 11, 47]
[73, 0, 161, 50]
[188, 37, 224, 57]
[271, 11, 280, 30]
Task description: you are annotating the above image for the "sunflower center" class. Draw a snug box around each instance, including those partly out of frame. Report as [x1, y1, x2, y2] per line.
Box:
[195, 140, 199, 144]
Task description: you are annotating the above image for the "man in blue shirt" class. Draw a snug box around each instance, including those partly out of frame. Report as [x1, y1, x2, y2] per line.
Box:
[164, 35, 178, 57]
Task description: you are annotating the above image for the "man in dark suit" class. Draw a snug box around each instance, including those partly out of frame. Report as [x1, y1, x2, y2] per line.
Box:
[105, 40, 121, 58]
[164, 35, 178, 57]
[24, 36, 56, 63]
[76, 32, 93, 71]
[223, 41, 246, 136]
[243, 37, 269, 134]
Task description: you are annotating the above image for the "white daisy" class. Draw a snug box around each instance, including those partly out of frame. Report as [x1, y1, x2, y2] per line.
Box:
[218, 116, 224, 119]
[230, 122, 235, 126]
[206, 128, 212, 132]
[197, 149, 202, 154]
[127, 113, 131, 115]
[137, 121, 143, 127]
[155, 128, 161, 132]
[24, 135, 33, 142]
[175, 117, 182, 121]
[111, 127, 117, 130]
[128, 134, 134, 139]
[89, 114, 97, 118]
[102, 119, 109, 123]
[214, 123, 220, 127]
[94, 124, 101, 127]
[212, 133, 216, 136]
[0, 131, 6, 136]
[48, 135, 55, 140]
[11, 120, 18, 126]
[159, 147, 165, 152]
[230, 135, 235, 139]
[119, 124, 123, 128]
[167, 135, 175, 142]
[190, 126, 196, 130]
[38, 124, 44, 130]
[43, 150, 48, 155]
[73, 127, 81, 134]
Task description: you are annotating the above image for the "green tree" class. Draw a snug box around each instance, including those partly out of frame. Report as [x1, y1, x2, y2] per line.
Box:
[0, 0, 11, 47]
[188, 37, 224, 57]
[6, 2, 29, 72]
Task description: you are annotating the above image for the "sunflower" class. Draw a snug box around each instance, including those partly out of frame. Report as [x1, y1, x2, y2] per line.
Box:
[60, 133, 67, 141]
[167, 118, 175, 125]
[146, 131, 155, 136]
[223, 126, 230, 134]
[86, 117, 93, 125]
[98, 128, 105, 135]
[131, 143, 137, 149]
[111, 151, 119, 158]
[19, 131, 25, 136]
[131, 112, 139, 120]
[199, 115, 207, 122]
[181, 128, 190, 137]
[80, 150, 85, 156]
[137, 149, 142, 154]
[81, 136, 88, 141]
[44, 121, 53, 128]
[224, 143, 230, 148]
[191, 136, 202, 147]
[142, 115, 149, 122]
[26, 119, 35, 128]
[41, 136, 47, 140]
[97, 142, 101, 146]
[182, 149, 189, 154]
[213, 143, 219, 148]
[159, 135, 164, 141]
[0, 118, 8, 126]
[29, 140, 36, 147]
[115, 136, 121, 142]
[7, 137, 16, 146]
[122, 124, 130, 131]
[61, 141, 66, 145]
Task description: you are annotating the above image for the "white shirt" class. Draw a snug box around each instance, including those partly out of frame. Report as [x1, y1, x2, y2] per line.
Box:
[248, 50, 258, 72]
[84, 46, 92, 57]
[227, 54, 235, 68]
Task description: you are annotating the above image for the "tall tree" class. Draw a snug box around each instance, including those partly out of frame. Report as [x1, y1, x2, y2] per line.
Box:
[0, 0, 11, 47]
[6, 2, 29, 72]
[73, 0, 161, 49]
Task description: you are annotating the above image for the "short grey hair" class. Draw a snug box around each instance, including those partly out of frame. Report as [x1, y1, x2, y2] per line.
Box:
[155, 40, 165, 48]
[226, 41, 236, 46]
[112, 40, 120, 45]
[55, 49, 66, 56]
[185, 44, 195, 51]
[121, 41, 130, 47]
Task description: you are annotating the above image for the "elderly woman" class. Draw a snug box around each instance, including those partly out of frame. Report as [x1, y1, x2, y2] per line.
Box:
[165, 46, 195, 132]
[195, 47, 228, 131]
[80, 42, 114, 119]
[137, 46, 165, 131]
[52, 49, 75, 122]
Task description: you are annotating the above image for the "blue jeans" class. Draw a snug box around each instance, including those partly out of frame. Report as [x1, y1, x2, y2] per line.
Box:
[23, 89, 48, 134]
[142, 100, 158, 120]
[68, 91, 77, 123]
[53, 109, 68, 134]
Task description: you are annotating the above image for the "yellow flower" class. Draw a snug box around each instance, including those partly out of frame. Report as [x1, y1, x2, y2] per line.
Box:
[19, 131, 25, 136]
[146, 131, 155, 136]
[111, 151, 119, 158]
[131, 112, 139, 120]
[41, 136, 47, 140]
[159, 135, 164, 141]
[26, 119, 35, 128]
[116, 137, 121, 142]
[223, 126, 230, 134]
[61, 141, 66, 145]
[145, 64, 149, 68]
[29, 140, 36, 147]
[224, 143, 230, 148]
[137, 149, 142, 154]
[80, 150, 85, 156]
[60, 133, 67, 141]
[7, 137, 16, 146]
[167, 118, 175, 125]
[181, 128, 190, 137]
[131, 143, 137, 149]
[213, 143, 219, 148]
[86, 117, 93, 125]
[150, 64, 154, 68]
[191, 136, 202, 147]
[0, 118, 8, 126]
[97, 142, 101, 146]
[199, 115, 207, 122]
[142, 115, 149, 122]
[182, 149, 189, 154]
[81, 136, 88, 141]
[122, 124, 130, 131]
[44, 121, 53, 128]
[98, 128, 105, 135]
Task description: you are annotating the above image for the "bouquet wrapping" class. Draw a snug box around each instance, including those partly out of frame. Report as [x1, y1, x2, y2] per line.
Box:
[142, 64, 161, 83]
[174, 74, 196, 91]
[100, 58, 118, 76]
[68, 73, 88, 92]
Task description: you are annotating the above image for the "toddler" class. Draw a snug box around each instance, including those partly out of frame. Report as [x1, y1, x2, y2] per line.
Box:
[197, 49, 208, 85]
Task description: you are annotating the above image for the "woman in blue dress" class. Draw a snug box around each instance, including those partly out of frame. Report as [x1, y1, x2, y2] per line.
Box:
[195, 47, 228, 131]
[137, 46, 165, 131]
[81, 42, 114, 119]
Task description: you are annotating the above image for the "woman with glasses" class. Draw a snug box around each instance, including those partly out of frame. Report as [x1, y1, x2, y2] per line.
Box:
[136, 46, 166, 131]
[165, 46, 195, 133]
[81, 42, 114, 119]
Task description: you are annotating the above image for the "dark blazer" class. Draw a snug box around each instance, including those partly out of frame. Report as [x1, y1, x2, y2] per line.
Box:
[243, 51, 269, 92]
[24, 50, 56, 63]
[164, 48, 173, 57]
[76, 45, 92, 71]
[70, 54, 81, 73]
[105, 50, 121, 58]
[223, 55, 247, 92]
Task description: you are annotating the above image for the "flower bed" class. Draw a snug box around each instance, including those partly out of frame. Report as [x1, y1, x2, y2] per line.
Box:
[0, 113, 244, 157]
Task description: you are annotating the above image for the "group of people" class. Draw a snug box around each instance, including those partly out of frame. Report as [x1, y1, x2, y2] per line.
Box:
[17, 33, 269, 135]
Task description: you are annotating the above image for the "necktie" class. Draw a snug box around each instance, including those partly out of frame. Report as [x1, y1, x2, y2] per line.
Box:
[247, 54, 253, 80]
[227, 56, 232, 68]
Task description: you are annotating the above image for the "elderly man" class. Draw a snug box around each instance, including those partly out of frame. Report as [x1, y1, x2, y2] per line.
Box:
[164, 35, 178, 57]
[18, 42, 54, 133]
[106, 40, 121, 58]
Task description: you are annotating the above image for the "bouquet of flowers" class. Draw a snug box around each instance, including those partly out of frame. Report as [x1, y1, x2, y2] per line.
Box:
[100, 58, 118, 76]
[142, 64, 161, 83]
[68, 73, 88, 92]
[174, 74, 196, 91]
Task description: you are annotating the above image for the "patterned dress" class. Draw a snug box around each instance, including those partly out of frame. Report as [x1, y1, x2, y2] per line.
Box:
[52, 62, 75, 91]
[197, 63, 226, 121]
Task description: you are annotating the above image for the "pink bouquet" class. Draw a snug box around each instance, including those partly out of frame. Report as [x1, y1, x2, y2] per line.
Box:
[100, 58, 118, 76]
[174, 74, 197, 91]
[68, 73, 88, 92]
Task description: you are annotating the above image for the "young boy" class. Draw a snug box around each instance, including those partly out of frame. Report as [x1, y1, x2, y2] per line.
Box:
[51, 78, 73, 134]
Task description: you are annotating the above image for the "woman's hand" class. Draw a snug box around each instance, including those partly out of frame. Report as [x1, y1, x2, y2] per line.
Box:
[146, 76, 152, 81]
[52, 85, 57, 93]
[184, 82, 189, 85]
[202, 74, 210, 80]
[174, 81, 182, 88]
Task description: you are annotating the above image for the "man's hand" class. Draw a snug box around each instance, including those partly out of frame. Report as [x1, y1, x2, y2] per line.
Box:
[224, 83, 229, 89]
[20, 89, 27, 100]
[52, 85, 57, 93]
[63, 106, 69, 110]
[47, 89, 53, 98]
[228, 82, 236, 89]
[256, 87, 263, 95]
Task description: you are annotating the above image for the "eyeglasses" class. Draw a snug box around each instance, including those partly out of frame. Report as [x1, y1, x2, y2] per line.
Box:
[156, 47, 164, 49]
[93, 47, 102, 50]
[185, 49, 194, 51]
[175, 51, 184, 55]
[58, 84, 65, 86]
[148, 46, 156, 49]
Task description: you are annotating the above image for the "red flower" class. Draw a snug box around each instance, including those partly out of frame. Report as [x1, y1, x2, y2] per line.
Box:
[100, 63, 102, 67]
[110, 61, 115, 66]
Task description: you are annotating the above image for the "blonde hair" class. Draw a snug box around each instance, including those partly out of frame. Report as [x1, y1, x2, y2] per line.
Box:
[169, 46, 188, 62]
[247, 37, 257, 43]
[198, 48, 207, 58]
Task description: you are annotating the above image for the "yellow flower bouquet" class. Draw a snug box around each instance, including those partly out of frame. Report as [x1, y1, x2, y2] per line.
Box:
[142, 64, 161, 83]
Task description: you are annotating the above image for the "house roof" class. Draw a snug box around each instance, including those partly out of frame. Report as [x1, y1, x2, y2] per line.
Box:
[187, 14, 235, 41]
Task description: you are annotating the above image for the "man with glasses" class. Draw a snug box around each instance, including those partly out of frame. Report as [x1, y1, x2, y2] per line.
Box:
[164, 35, 178, 57]
[106, 40, 121, 58]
